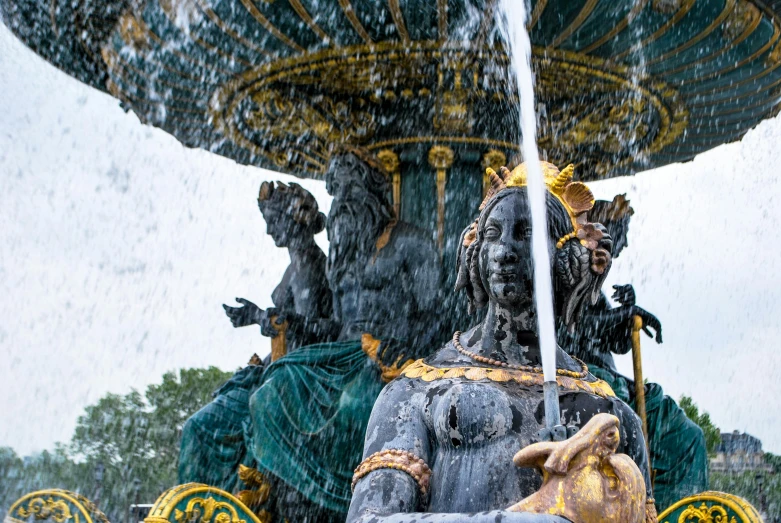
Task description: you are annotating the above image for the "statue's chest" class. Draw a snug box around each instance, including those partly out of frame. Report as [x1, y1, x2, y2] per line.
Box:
[427, 380, 543, 450]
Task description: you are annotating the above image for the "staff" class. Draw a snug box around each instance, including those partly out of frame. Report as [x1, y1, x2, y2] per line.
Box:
[631, 314, 650, 452]
[270, 316, 289, 362]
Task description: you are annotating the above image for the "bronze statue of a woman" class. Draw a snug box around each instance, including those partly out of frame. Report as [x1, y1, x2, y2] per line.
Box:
[347, 163, 654, 523]
[178, 181, 331, 492]
[223, 180, 333, 351]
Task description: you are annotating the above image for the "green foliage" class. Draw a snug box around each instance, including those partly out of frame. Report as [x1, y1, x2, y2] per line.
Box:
[711, 470, 780, 521]
[0, 367, 233, 523]
[679, 395, 722, 455]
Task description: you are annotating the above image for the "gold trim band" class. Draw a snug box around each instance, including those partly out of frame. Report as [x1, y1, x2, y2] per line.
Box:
[352, 450, 432, 495]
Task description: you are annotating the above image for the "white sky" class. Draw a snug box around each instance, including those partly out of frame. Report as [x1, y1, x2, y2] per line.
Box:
[2, 23, 780, 457]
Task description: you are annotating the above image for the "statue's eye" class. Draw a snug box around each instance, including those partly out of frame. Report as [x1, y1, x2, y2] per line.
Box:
[515, 224, 532, 240]
[484, 225, 501, 240]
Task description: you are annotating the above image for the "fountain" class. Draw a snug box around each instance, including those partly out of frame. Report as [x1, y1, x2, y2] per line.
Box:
[1, 1, 777, 522]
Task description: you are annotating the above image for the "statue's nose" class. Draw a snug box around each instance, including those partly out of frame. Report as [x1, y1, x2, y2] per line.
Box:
[495, 245, 519, 264]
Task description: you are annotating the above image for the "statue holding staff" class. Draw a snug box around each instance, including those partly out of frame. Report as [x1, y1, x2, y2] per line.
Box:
[558, 194, 709, 511]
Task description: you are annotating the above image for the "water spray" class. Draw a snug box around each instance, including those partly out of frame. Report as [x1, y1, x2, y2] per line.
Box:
[497, 0, 566, 441]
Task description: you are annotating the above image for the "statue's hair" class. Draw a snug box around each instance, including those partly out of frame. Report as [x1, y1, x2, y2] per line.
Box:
[328, 144, 387, 180]
[258, 181, 326, 235]
[588, 195, 632, 255]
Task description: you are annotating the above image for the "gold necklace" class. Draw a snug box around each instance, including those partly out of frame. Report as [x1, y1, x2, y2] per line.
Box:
[451, 331, 589, 379]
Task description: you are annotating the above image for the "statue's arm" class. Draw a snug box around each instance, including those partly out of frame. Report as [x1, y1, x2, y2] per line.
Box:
[347, 379, 568, 523]
[582, 286, 663, 355]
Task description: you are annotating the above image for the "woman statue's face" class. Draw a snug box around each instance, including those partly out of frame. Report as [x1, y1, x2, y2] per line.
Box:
[478, 192, 538, 309]
[260, 203, 304, 248]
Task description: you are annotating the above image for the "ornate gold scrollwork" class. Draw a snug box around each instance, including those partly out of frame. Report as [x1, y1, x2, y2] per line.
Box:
[240, 89, 376, 171]
[213, 45, 687, 180]
[173, 497, 244, 523]
[145, 484, 260, 523]
[7, 490, 109, 523]
[722, 1, 761, 40]
[433, 60, 475, 135]
[658, 491, 763, 523]
[652, 0, 683, 14]
[16, 498, 73, 523]
[377, 149, 402, 217]
[676, 502, 735, 523]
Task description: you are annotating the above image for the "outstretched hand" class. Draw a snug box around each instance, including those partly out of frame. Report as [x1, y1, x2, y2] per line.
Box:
[223, 298, 262, 328]
[634, 306, 663, 344]
[611, 284, 636, 307]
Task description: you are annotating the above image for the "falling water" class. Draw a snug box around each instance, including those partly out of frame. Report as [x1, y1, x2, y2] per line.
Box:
[496, 0, 558, 384]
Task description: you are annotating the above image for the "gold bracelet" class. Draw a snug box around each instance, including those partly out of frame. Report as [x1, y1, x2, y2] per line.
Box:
[352, 449, 432, 495]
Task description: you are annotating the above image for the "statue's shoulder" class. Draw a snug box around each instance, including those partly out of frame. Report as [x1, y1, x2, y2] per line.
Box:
[423, 339, 469, 367]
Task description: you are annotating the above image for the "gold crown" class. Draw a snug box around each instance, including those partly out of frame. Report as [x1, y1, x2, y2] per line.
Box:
[484, 161, 595, 228]
[475, 161, 596, 249]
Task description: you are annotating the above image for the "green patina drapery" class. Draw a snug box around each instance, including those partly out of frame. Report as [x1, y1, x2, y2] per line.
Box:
[247, 340, 384, 515]
[589, 366, 709, 512]
[178, 364, 265, 492]
[178, 341, 384, 517]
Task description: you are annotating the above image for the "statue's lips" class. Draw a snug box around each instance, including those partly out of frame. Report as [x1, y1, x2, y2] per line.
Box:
[490, 269, 521, 283]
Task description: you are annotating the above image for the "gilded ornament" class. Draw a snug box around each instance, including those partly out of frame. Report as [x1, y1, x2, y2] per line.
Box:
[7, 490, 110, 523]
[509, 414, 647, 523]
[722, 0, 761, 41]
[427, 145, 455, 171]
[658, 491, 764, 523]
[173, 497, 244, 523]
[378, 149, 402, 217]
[428, 145, 455, 252]
[352, 450, 432, 495]
[210, 45, 687, 179]
[652, 0, 683, 14]
[766, 42, 781, 67]
[361, 333, 414, 382]
[118, 14, 150, 51]
[400, 360, 617, 399]
[145, 484, 261, 523]
[16, 498, 72, 523]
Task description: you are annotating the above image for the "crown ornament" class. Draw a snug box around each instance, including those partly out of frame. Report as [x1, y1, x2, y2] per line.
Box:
[467, 161, 597, 250]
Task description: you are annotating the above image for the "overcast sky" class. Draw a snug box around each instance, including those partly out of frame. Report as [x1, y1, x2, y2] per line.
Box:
[2, 22, 781, 457]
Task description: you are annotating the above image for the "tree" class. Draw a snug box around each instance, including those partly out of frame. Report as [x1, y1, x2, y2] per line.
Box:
[680, 395, 722, 455]
[1, 366, 233, 523]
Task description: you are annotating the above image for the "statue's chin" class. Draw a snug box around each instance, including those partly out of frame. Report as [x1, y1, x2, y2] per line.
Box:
[489, 284, 532, 309]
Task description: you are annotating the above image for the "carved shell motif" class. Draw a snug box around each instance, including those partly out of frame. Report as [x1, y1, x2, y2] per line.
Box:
[562, 181, 595, 216]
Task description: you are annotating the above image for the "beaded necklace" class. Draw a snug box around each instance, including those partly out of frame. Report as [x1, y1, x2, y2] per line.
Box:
[452, 331, 589, 379]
